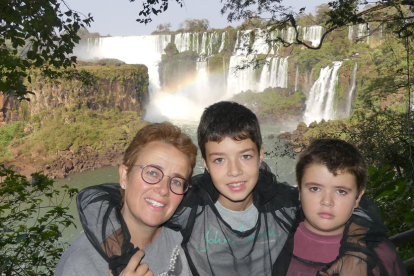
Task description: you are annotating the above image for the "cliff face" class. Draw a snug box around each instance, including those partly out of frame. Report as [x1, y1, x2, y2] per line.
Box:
[0, 64, 149, 123]
[0, 64, 149, 179]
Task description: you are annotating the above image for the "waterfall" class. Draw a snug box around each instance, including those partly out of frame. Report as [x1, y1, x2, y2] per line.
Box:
[218, 32, 226, 53]
[345, 63, 358, 117]
[79, 35, 171, 95]
[303, 61, 343, 125]
[174, 33, 192, 52]
[73, 26, 356, 124]
[302, 26, 324, 47]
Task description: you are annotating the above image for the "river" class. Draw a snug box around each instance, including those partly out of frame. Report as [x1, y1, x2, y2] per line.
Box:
[56, 123, 298, 245]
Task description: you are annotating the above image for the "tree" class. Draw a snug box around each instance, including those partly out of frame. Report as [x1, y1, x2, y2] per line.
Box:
[0, 0, 94, 100]
[0, 164, 78, 274]
[131, 0, 414, 49]
[178, 19, 210, 32]
[152, 22, 172, 34]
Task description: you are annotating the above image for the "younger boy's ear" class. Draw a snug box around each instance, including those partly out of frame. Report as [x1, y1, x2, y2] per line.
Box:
[354, 189, 365, 208]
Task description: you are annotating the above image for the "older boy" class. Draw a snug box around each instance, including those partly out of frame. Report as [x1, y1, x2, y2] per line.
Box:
[287, 138, 407, 275]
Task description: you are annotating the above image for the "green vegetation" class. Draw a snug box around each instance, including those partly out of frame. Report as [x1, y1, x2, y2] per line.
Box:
[177, 19, 210, 33]
[232, 88, 306, 119]
[0, 122, 26, 157]
[1, 108, 146, 166]
[0, 164, 78, 274]
[0, 0, 93, 99]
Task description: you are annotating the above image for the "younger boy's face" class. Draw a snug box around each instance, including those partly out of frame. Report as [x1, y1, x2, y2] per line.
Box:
[202, 137, 263, 211]
[300, 164, 364, 236]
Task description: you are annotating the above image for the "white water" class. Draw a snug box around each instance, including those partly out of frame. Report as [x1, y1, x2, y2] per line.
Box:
[303, 61, 343, 124]
[345, 63, 358, 117]
[73, 27, 360, 125]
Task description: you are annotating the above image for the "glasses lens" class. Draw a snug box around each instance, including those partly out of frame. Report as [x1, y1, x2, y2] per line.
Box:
[170, 177, 189, 195]
[142, 166, 163, 184]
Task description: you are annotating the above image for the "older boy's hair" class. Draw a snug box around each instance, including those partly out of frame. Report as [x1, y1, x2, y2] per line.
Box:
[296, 138, 367, 195]
[198, 101, 262, 159]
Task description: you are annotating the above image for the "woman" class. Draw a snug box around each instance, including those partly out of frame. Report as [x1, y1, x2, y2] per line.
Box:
[55, 122, 197, 276]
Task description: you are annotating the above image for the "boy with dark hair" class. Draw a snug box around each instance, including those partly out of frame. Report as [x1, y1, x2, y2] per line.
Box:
[288, 138, 406, 275]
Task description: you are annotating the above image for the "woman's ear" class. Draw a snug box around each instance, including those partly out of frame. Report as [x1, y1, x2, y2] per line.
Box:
[354, 189, 365, 208]
[119, 165, 128, 189]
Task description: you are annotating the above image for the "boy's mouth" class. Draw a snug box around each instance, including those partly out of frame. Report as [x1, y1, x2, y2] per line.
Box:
[227, 181, 247, 191]
[227, 181, 246, 187]
[145, 198, 166, 208]
[318, 212, 334, 219]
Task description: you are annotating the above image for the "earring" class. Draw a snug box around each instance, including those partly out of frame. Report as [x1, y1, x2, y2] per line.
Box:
[121, 185, 126, 189]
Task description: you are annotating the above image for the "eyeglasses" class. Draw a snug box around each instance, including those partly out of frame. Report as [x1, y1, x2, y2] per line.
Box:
[133, 165, 191, 195]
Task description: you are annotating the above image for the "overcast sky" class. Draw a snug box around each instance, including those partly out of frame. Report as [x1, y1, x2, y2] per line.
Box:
[67, 0, 329, 36]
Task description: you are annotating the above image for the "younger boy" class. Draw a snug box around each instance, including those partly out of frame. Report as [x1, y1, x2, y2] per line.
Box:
[287, 138, 407, 275]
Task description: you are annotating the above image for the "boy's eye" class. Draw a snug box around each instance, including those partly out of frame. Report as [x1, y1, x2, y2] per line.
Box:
[241, 155, 252, 160]
[213, 158, 225, 164]
[337, 189, 347, 195]
[309, 187, 320, 192]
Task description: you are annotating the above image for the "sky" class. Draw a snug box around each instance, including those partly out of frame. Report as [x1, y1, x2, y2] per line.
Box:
[67, 0, 329, 36]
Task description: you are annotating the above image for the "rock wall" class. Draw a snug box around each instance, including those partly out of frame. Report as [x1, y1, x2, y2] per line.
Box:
[0, 64, 149, 124]
[0, 64, 149, 179]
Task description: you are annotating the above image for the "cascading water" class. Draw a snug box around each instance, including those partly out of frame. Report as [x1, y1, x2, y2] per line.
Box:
[73, 27, 359, 125]
[75, 35, 171, 96]
[302, 26, 324, 47]
[345, 63, 358, 117]
[303, 61, 343, 125]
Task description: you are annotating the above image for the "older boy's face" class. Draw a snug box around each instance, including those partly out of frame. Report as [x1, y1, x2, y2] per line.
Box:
[202, 137, 263, 211]
[300, 164, 364, 235]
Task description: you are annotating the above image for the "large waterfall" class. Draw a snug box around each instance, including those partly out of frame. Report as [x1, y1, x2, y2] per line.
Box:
[74, 26, 357, 124]
[303, 61, 343, 125]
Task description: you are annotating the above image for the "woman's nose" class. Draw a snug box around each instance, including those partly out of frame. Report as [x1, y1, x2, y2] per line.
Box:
[153, 177, 170, 196]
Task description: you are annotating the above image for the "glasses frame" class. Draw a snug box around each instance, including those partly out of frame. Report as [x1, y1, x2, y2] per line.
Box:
[133, 164, 191, 195]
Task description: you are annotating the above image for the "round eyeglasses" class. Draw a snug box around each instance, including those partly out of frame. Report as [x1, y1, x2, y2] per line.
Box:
[133, 165, 191, 195]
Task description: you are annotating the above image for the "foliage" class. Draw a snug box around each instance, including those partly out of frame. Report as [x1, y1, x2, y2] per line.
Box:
[0, 122, 27, 157]
[178, 19, 210, 33]
[232, 88, 306, 119]
[0, 0, 93, 100]
[152, 22, 172, 34]
[164, 42, 179, 57]
[3, 108, 145, 166]
[0, 164, 78, 275]
[366, 165, 414, 259]
[132, 0, 414, 49]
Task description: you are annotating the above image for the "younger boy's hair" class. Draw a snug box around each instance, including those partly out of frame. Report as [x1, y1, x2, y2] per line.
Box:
[296, 138, 367, 195]
[198, 101, 262, 159]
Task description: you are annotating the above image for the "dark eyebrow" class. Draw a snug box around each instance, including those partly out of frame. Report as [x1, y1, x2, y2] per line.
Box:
[208, 148, 255, 157]
[304, 182, 323, 187]
[304, 182, 353, 191]
[334, 186, 353, 191]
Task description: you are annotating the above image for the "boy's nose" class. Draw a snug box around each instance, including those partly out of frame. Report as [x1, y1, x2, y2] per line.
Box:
[321, 192, 334, 207]
[227, 160, 242, 177]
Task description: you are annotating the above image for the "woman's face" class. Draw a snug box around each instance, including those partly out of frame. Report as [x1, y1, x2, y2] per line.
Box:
[120, 141, 191, 231]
